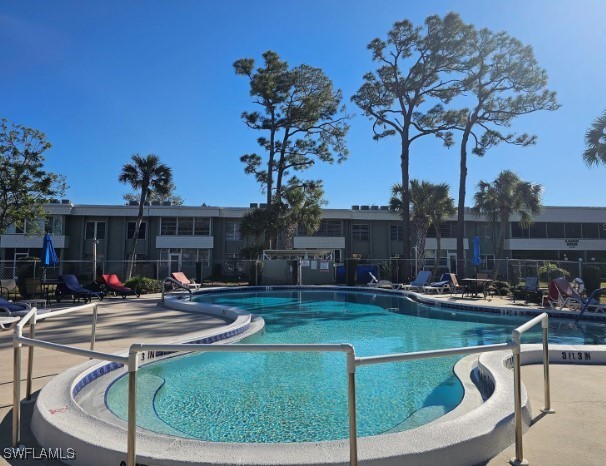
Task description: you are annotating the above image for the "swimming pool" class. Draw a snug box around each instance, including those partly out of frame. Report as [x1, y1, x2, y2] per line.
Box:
[104, 289, 606, 444]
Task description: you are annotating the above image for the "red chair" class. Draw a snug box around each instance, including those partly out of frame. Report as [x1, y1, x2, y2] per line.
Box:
[170, 272, 200, 290]
[99, 274, 140, 298]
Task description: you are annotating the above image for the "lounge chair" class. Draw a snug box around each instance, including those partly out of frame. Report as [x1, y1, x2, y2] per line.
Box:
[446, 273, 467, 295]
[422, 273, 452, 294]
[368, 272, 396, 289]
[99, 274, 140, 298]
[171, 272, 201, 290]
[513, 277, 541, 304]
[400, 271, 432, 291]
[547, 277, 582, 310]
[55, 274, 104, 304]
[0, 279, 20, 300]
[0, 297, 49, 329]
[577, 288, 606, 317]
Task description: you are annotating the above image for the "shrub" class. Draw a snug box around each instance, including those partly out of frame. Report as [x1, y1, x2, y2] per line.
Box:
[582, 265, 602, 294]
[124, 276, 162, 294]
[538, 263, 570, 282]
[492, 280, 511, 296]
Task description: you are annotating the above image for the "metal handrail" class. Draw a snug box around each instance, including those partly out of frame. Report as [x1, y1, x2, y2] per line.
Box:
[510, 312, 551, 466]
[12, 303, 104, 447]
[356, 342, 513, 367]
[125, 343, 357, 466]
[161, 277, 192, 302]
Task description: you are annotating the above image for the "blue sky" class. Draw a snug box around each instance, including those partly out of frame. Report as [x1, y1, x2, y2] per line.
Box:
[2, 0, 606, 209]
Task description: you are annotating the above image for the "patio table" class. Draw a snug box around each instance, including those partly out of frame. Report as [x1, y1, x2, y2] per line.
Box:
[459, 278, 493, 299]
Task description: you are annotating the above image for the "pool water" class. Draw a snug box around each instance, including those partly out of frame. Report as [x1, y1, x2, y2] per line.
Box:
[105, 290, 606, 443]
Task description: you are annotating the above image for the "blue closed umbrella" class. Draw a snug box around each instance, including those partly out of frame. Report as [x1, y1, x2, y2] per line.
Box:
[40, 233, 59, 281]
[472, 235, 482, 267]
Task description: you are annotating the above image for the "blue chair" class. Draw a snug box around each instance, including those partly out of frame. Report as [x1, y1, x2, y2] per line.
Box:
[55, 275, 104, 304]
[400, 270, 432, 291]
[422, 273, 452, 294]
[0, 296, 30, 316]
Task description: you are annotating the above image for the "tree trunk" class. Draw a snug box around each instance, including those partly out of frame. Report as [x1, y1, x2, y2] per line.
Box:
[433, 224, 442, 279]
[415, 222, 428, 276]
[401, 139, 412, 280]
[492, 213, 508, 280]
[127, 191, 147, 279]
[284, 222, 297, 250]
[456, 124, 471, 278]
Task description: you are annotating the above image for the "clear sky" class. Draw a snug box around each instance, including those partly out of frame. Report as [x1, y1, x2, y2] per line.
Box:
[2, 0, 606, 209]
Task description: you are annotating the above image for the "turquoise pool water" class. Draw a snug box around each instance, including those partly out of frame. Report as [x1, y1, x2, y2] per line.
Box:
[105, 290, 606, 443]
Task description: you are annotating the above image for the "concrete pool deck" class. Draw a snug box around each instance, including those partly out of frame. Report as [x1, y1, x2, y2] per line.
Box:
[0, 289, 604, 465]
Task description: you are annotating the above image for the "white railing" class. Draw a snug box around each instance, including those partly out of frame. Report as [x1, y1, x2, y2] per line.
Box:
[510, 312, 552, 466]
[12, 303, 128, 447]
[12, 307, 552, 466]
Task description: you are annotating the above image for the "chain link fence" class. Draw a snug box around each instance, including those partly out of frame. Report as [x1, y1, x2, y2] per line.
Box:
[2, 257, 604, 297]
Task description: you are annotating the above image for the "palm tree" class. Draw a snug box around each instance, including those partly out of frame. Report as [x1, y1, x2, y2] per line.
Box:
[472, 170, 542, 279]
[583, 109, 606, 166]
[119, 154, 172, 278]
[391, 180, 455, 277]
[281, 181, 324, 250]
[427, 184, 456, 277]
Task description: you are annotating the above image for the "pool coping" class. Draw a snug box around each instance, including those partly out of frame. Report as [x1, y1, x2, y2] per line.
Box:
[30, 286, 606, 466]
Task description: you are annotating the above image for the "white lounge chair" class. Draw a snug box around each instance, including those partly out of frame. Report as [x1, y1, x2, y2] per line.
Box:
[400, 271, 432, 291]
[368, 272, 396, 289]
[422, 273, 452, 294]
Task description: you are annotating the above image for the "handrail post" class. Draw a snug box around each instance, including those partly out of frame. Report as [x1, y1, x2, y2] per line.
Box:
[26, 313, 36, 401]
[127, 347, 140, 466]
[346, 349, 358, 466]
[510, 330, 528, 466]
[90, 303, 98, 353]
[541, 316, 553, 414]
[12, 324, 22, 447]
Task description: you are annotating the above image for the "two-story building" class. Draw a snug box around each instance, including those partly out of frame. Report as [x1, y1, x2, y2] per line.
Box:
[1, 201, 605, 282]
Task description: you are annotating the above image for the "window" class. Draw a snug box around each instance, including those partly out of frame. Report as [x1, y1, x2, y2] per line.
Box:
[194, 218, 210, 235]
[565, 223, 582, 239]
[528, 222, 547, 238]
[8, 219, 44, 235]
[127, 221, 146, 239]
[297, 220, 343, 237]
[225, 222, 241, 241]
[85, 221, 105, 240]
[428, 221, 456, 238]
[390, 225, 403, 241]
[314, 220, 342, 237]
[546, 223, 564, 238]
[160, 218, 177, 235]
[178, 217, 194, 236]
[45, 216, 62, 235]
[352, 224, 369, 241]
[511, 222, 529, 238]
[583, 223, 600, 239]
